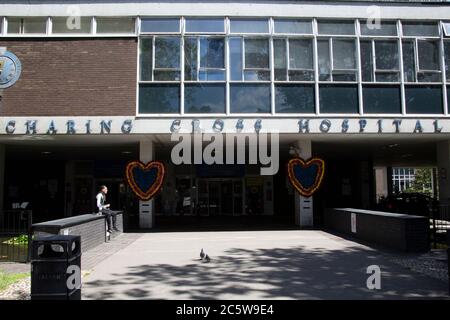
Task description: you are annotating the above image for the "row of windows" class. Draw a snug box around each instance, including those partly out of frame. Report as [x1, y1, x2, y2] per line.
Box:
[138, 84, 449, 114]
[1, 16, 450, 36]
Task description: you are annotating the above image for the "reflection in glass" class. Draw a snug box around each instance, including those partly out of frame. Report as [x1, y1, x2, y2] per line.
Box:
[200, 38, 224, 68]
[360, 41, 373, 81]
[318, 40, 331, 81]
[230, 38, 243, 80]
[445, 42, 450, 81]
[402, 41, 415, 82]
[139, 84, 180, 113]
[185, 84, 226, 113]
[275, 85, 315, 113]
[186, 18, 224, 33]
[319, 85, 358, 113]
[333, 40, 356, 70]
[402, 22, 439, 37]
[405, 86, 442, 114]
[141, 18, 180, 33]
[230, 19, 269, 33]
[245, 39, 269, 69]
[140, 38, 153, 81]
[274, 39, 287, 80]
[363, 85, 401, 113]
[230, 84, 271, 113]
[318, 20, 355, 35]
[184, 37, 197, 80]
[360, 21, 397, 36]
[274, 19, 312, 34]
[375, 41, 398, 70]
[289, 39, 313, 70]
[155, 37, 180, 68]
[418, 40, 439, 71]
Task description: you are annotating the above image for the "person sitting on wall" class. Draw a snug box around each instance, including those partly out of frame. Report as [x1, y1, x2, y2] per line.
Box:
[96, 185, 119, 233]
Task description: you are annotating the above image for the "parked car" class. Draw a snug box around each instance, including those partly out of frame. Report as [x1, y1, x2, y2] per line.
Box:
[376, 192, 437, 217]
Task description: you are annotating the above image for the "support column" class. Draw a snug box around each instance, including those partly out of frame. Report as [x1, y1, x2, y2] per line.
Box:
[437, 141, 450, 203]
[294, 140, 313, 227]
[139, 139, 154, 229]
[374, 166, 389, 202]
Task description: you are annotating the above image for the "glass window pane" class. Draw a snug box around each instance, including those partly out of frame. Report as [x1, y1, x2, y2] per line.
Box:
[289, 39, 313, 70]
[375, 41, 398, 70]
[230, 19, 269, 33]
[96, 17, 135, 33]
[360, 20, 397, 36]
[155, 37, 180, 68]
[200, 38, 224, 69]
[319, 85, 358, 113]
[140, 38, 153, 81]
[402, 40, 416, 82]
[418, 40, 440, 71]
[244, 70, 270, 81]
[363, 85, 401, 114]
[154, 70, 180, 81]
[199, 70, 225, 81]
[245, 39, 269, 69]
[230, 37, 243, 80]
[318, 20, 355, 35]
[445, 41, 450, 81]
[274, 19, 312, 34]
[275, 84, 315, 113]
[405, 86, 443, 114]
[274, 39, 287, 81]
[230, 84, 271, 113]
[186, 18, 224, 33]
[185, 84, 225, 113]
[23, 17, 47, 33]
[7, 18, 21, 33]
[402, 22, 439, 37]
[184, 37, 197, 81]
[139, 84, 180, 113]
[141, 18, 179, 33]
[333, 40, 356, 70]
[360, 41, 373, 82]
[289, 70, 314, 81]
[52, 17, 91, 33]
[318, 40, 331, 81]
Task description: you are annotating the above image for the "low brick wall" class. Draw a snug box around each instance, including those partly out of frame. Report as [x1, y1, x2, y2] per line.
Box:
[32, 213, 123, 253]
[324, 208, 429, 252]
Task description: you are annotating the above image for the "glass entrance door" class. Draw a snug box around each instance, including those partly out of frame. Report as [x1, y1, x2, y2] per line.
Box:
[195, 178, 244, 216]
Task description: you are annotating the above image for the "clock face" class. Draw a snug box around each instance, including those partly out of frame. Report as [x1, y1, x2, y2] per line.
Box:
[0, 51, 22, 89]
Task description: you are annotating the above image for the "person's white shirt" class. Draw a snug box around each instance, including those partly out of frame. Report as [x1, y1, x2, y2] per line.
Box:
[96, 192, 109, 212]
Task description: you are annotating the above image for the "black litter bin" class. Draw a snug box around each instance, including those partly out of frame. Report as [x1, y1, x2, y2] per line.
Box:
[31, 235, 81, 300]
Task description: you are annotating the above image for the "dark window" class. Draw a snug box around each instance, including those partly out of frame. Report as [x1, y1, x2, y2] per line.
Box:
[140, 38, 152, 81]
[363, 85, 401, 114]
[184, 84, 226, 114]
[141, 18, 180, 33]
[275, 84, 315, 113]
[319, 85, 358, 114]
[405, 86, 443, 114]
[139, 84, 180, 113]
[185, 18, 224, 33]
[360, 21, 397, 36]
[230, 84, 271, 113]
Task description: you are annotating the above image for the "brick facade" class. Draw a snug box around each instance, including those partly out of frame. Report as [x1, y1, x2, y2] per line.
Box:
[0, 38, 137, 116]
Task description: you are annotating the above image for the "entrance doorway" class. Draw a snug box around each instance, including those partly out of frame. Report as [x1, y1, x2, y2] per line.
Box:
[197, 178, 244, 216]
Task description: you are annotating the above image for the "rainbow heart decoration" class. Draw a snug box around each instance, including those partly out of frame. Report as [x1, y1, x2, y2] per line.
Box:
[287, 157, 325, 197]
[125, 160, 165, 201]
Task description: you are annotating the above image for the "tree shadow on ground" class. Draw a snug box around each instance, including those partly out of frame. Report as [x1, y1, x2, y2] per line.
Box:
[82, 245, 449, 300]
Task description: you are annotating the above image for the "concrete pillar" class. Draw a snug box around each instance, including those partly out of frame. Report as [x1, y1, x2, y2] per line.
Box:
[139, 139, 154, 229]
[437, 141, 450, 203]
[0, 144, 5, 214]
[294, 140, 313, 227]
[374, 166, 389, 202]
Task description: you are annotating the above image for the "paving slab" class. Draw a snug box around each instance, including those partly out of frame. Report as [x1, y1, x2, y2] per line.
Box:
[81, 230, 449, 300]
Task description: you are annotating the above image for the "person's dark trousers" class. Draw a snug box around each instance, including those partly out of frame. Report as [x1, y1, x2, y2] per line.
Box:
[102, 208, 118, 230]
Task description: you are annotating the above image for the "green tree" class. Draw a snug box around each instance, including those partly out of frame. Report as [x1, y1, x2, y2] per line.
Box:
[404, 168, 433, 197]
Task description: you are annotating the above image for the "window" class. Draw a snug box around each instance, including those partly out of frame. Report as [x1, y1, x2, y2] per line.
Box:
[445, 41, 450, 81]
[318, 39, 357, 81]
[230, 84, 271, 113]
[185, 84, 226, 113]
[230, 37, 243, 80]
[363, 85, 401, 113]
[274, 19, 312, 34]
[405, 86, 443, 114]
[8, 17, 47, 34]
[243, 38, 270, 81]
[185, 18, 224, 33]
[318, 20, 355, 35]
[96, 17, 135, 33]
[52, 17, 91, 34]
[139, 84, 180, 113]
[140, 38, 152, 81]
[230, 19, 269, 34]
[140, 18, 180, 33]
[274, 38, 314, 81]
[185, 37, 225, 81]
[360, 20, 397, 36]
[444, 23, 450, 37]
[275, 84, 315, 113]
[402, 40, 441, 82]
[154, 37, 181, 80]
[319, 85, 358, 113]
[361, 40, 400, 82]
[402, 22, 439, 37]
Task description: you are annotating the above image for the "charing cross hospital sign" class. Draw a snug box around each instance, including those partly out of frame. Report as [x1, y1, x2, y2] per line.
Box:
[0, 118, 449, 135]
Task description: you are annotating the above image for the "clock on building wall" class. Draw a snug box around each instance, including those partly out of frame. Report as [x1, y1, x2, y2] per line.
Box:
[0, 49, 22, 89]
